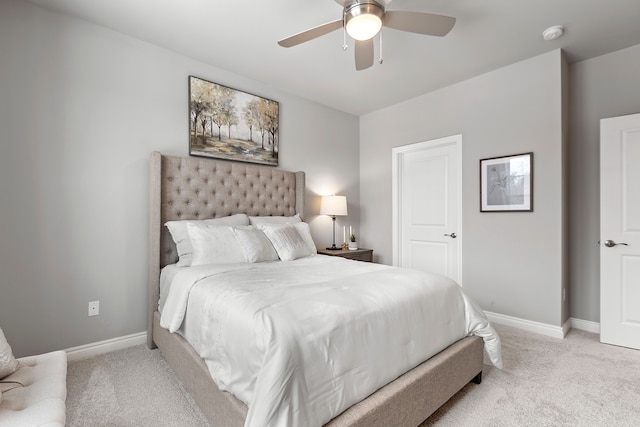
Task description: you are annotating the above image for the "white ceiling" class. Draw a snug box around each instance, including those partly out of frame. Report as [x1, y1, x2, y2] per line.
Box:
[26, 0, 640, 116]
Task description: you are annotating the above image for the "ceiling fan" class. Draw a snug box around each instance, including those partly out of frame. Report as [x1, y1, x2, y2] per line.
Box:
[277, 0, 456, 71]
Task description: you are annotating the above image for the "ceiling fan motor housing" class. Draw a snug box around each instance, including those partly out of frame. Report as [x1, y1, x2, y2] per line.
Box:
[344, 1, 385, 40]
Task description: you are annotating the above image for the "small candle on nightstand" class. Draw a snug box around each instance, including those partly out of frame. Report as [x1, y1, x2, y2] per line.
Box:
[343, 226, 346, 243]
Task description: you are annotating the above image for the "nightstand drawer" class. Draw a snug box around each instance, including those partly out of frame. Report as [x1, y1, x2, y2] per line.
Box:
[317, 248, 373, 262]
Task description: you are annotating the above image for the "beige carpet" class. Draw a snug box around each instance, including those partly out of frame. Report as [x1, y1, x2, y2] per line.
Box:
[422, 324, 640, 426]
[66, 324, 640, 426]
[66, 345, 210, 426]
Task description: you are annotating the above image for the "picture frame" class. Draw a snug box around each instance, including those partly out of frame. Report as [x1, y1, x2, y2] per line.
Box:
[480, 152, 533, 212]
[189, 75, 279, 166]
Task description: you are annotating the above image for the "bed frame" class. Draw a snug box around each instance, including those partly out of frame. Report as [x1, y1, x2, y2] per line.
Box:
[147, 151, 483, 427]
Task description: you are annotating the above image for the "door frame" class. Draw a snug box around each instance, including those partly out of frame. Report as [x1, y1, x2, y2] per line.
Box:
[391, 134, 463, 281]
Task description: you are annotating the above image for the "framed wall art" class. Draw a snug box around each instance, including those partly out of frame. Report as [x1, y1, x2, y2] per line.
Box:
[189, 75, 279, 166]
[480, 152, 533, 212]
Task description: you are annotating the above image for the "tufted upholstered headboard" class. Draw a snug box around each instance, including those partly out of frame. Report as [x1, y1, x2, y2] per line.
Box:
[147, 151, 305, 347]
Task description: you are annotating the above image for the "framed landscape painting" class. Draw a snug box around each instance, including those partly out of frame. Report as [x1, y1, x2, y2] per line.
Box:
[480, 152, 533, 212]
[189, 76, 279, 166]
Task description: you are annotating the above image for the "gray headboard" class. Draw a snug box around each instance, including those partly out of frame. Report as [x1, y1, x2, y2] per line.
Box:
[147, 151, 305, 347]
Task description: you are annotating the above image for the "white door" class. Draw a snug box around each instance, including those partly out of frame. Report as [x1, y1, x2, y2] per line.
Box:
[392, 135, 461, 282]
[600, 113, 640, 350]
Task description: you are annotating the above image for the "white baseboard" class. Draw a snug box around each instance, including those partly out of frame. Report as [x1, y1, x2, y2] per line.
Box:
[485, 312, 601, 338]
[65, 331, 147, 362]
[484, 311, 567, 339]
[570, 317, 600, 334]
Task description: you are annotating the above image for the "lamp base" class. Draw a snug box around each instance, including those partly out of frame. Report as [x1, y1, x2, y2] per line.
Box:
[325, 245, 342, 250]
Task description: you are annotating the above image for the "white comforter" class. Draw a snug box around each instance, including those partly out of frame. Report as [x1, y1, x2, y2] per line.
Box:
[160, 256, 502, 427]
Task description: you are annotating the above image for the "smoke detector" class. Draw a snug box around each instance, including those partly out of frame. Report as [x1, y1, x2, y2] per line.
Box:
[542, 25, 564, 41]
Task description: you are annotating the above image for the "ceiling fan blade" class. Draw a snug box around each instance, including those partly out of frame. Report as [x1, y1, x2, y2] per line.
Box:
[334, 0, 347, 5]
[354, 39, 374, 71]
[383, 11, 456, 37]
[278, 19, 343, 48]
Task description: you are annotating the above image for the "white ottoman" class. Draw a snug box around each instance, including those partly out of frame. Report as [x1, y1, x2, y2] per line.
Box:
[0, 350, 67, 427]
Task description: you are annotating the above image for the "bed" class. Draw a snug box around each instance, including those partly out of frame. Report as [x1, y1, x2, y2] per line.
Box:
[147, 151, 501, 427]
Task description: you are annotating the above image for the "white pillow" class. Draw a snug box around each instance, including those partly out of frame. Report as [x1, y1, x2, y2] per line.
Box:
[232, 226, 279, 263]
[292, 222, 317, 254]
[165, 214, 250, 266]
[249, 214, 301, 225]
[258, 223, 316, 261]
[0, 326, 18, 380]
[187, 224, 247, 266]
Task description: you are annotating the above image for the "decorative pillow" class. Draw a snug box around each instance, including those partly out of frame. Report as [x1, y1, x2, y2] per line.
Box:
[232, 226, 279, 263]
[258, 223, 316, 261]
[165, 214, 250, 266]
[187, 224, 247, 266]
[292, 222, 317, 254]
[249, 214, 301, 225]
[0, 326, 19, 380]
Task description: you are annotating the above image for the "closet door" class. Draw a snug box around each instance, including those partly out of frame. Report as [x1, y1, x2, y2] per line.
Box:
[392, 135, 462, 282]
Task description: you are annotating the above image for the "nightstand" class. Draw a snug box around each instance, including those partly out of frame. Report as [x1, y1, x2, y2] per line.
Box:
[317, 247, 373, 262]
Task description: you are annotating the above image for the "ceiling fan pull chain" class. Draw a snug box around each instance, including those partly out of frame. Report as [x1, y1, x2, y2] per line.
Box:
[379, 28, 384, 64]
[342, 12, 348, 50]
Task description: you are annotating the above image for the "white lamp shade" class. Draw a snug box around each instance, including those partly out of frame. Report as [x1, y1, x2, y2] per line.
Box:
[320, 195, 348, 216]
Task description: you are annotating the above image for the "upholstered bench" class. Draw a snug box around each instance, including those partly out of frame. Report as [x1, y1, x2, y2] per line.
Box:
[0, 350, 67, 427]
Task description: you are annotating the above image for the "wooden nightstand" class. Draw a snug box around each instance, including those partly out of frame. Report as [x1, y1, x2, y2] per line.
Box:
[317, 247, 373, 262]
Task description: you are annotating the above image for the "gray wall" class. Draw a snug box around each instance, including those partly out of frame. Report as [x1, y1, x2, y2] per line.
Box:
[359, 50, 567, 327]
[358, 43, 640, 327]
[568, 44, 640, 322]
[0, 0, 359, 357]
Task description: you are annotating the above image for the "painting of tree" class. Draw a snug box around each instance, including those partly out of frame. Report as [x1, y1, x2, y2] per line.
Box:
[189, 76, 279, 166]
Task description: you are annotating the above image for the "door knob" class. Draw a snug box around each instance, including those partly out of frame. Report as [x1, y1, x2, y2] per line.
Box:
[603, 240, 628, 247]
[444, 232, 457, 239]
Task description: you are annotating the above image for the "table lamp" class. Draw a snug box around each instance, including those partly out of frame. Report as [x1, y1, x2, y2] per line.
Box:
[320, 195, 348, 250]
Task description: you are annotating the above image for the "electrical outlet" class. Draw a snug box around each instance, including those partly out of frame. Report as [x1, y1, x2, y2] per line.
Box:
[88, 301, 100, 316]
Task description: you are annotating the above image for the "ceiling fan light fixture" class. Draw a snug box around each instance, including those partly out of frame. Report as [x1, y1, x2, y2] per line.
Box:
[345, 2, 384, 41]
[346, 14, 382, 40]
